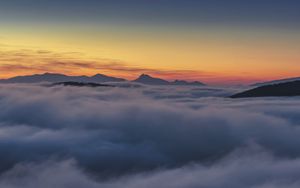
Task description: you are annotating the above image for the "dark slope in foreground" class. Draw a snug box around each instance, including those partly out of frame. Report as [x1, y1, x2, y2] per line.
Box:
[252, 76, 300, 87]
[231, 81, 300, 98]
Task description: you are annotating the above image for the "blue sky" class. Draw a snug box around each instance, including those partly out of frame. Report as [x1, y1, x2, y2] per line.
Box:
[0, 0, 300, 27]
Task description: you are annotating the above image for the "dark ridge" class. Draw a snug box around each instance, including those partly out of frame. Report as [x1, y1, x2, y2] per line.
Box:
[134, 74, 170, 85]
[52, 82, 115, 88]
[0, 72, 126, 84]
[0, 72, 206, 86]
[134, 74, 206, 86]
[172, 80, 205, 86]
[231, 81, 300, 98]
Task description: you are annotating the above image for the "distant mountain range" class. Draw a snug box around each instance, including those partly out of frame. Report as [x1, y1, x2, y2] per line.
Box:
[134, 74, 205, 86]
[231, 80, 300, 98]
[0, 73, 125, 83]
[252, 77, 300, 86]
[0, 73, 205, 86]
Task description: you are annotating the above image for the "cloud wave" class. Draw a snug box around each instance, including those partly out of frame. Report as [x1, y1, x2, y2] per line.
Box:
[0, 84, 300, 187]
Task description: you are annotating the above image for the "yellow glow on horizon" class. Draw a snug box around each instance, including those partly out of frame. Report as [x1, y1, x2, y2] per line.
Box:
[1, 23, 300, 85]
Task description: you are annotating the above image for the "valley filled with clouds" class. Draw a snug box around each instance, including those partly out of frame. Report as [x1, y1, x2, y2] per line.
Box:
[0, 83, 300, 187]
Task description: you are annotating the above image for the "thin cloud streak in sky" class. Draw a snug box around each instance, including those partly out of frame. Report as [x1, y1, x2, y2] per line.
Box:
[0, 49, 264, 85]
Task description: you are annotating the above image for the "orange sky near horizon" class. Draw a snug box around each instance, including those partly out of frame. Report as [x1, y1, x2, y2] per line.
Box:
[1, 23, 300, 85]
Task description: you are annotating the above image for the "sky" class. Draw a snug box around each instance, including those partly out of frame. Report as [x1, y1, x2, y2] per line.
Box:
[0, 0, 300, 85]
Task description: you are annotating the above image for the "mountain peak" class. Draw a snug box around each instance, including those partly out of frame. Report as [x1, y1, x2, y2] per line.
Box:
[134, 74, 169, 85]
[43, 72, 59, 75]
[92, 73, 106, 77]
[138, 74, 152, 78]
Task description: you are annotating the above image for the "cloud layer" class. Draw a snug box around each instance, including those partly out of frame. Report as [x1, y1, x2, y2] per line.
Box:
[3, 150, 300, 188]
[0, 83, 300, 187]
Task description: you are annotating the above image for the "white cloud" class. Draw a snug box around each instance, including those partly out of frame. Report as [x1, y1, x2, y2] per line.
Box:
[0, 83, 300, 187]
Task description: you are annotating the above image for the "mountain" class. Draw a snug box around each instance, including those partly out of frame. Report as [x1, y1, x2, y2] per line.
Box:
[0, 73, 126, 84]
[133, 74, 170, 85]
[0, 73, 206, 86]
[172, 80, 205, 86]
[133, 74, 205, 86]
[90, 74, 125, 82]
[252, 77, 300, 87]
[231, 80, 300, 98]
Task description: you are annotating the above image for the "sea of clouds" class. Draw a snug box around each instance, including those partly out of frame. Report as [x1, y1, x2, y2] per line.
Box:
[1, 83, 300, 188]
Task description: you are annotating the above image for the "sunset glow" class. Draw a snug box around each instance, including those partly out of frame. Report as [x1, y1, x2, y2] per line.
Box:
[2, 2, 300, 187]
[1, 1, 300, 85]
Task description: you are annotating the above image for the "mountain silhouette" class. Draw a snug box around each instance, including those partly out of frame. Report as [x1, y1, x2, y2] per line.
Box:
[90, 74, 125, 82]
[0, 73, 206, 86]
[172, 80, 205, 86]
[134, 74, 205, 86]
[0, 73, 126, 83]
[134, 74, 170, 85]
[231, 80, 300, 98]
